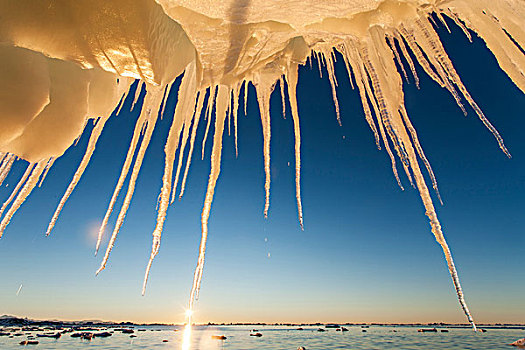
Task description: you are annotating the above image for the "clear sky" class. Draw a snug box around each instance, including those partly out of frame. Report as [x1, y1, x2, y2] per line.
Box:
[0, 21, 524, 325]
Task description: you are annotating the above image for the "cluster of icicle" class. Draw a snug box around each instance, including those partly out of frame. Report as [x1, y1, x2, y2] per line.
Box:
[1, 1, 525, 331]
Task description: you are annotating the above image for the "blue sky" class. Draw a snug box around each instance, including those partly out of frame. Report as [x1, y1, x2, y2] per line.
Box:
[0, 21, 524, 324]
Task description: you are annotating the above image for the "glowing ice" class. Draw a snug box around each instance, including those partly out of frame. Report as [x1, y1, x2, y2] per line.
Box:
[1, 0, 524, 330]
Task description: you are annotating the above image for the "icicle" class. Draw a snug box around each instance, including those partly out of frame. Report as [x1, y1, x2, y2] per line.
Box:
[0, 154, 11, 173]
[414, 18, 511, 157]
[399, 25, 446, 88]
[319, 51, 327, 75]
[399, 105, 443, 204]
[369, 28, 422, 190]
[188, 85, 229, 309]
[46, 117, 109, 236]
[279, 77, 286, 119]
[0, 161, 46, 238]
[142, 62, 198, 294]
[38, 158, 55, 188]
[359, 44, 414, 188]
[338, 45, 356, 90]
[179, 91, 206, 200]
[227, 95, 231, 137]
[427, 12, 439, 28]
[407, 113, 477, 331]
[404, 22, 468, 115]
[243, 80, 249, 116]
[232, 83, 241, 157]
[394, 32, 420, 88]
[255, 82, 272, 219]
[96, 88, 164, 273]
[360, 60, 404, 191]
[159, 85, 171, 120]
[434, 11, 451, 33]
[325, 49, 342, 126]
[445, 9, 472, 42]
[0, 154, 15, 187]
[365, 37, 415, 179]
[131, 81, 145, 110]
[95, 86, 160, 255]
[73, 119, 88, 147]
[314, 50, 323, 78]
[285, 66, 304, 229]
[343, 42, 381, 149]
[202, 86, 217, 160]
[115, 78, 135, 116]
[387, 35, 409, 83]
[0, 163, 34, 219]
[170, 91, 200, 204]
[363, 27, 476, 328]
[349, 44, 404, 189]
[458, 7, 525, 93]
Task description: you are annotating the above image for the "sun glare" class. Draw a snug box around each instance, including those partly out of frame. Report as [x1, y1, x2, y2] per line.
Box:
[181, 309, 193, 350]
[182, 323, 192, 350]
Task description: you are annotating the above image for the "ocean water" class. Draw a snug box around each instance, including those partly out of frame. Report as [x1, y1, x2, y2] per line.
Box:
[1, 325, 524, 349]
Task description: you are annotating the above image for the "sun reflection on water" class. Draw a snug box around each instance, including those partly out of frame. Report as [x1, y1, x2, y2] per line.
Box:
[181, 310, 193, 350]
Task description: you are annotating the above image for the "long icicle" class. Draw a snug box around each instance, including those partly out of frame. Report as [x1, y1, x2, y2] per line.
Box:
[324, 49, 342, 126]
[285, 67, 304, 230]
[415, 18, 511, 157]
[201, 86, 217, 160]
[115, 78, 135, 116]
[409, 132, 476, 330]
[445, 9, 472, 42]
[142, 62, 198, 295]
[170, 90, 201, 204]
[394, 32, 420, 88]
[400, 24, 467, 115]
[232, 83, 241, 157]
[95, 85, 157, 255]
[179, 90, 205, 200]
[46, 117, 109, 236]
[256, 84, 272, 218]
[0, 161, 46, 238]
[402, 78, 477, 332]
[341, 42, 381, 149]
[387, 35, 409, 83]
[96, 87, 164, 274]
[399, 105, 443, 204]
[0, 153, 9, 171]
[243, 80, 249, 116]
[0, 154, 16, 187]
[359, 44, 414, 188]
[0, 162, 34, 219]
[349, 44, 404, 190]
[365, 31, 476, 329]
[279, 77, 286, 119]
[188, 85, 229, 310]
[38, 157, 55, 188]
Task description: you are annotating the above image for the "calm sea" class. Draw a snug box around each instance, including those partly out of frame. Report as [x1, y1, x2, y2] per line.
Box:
[1, 325, 524, 349]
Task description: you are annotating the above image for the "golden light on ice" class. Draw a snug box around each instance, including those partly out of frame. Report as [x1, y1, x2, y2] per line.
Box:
[0, 0, 524, 330]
